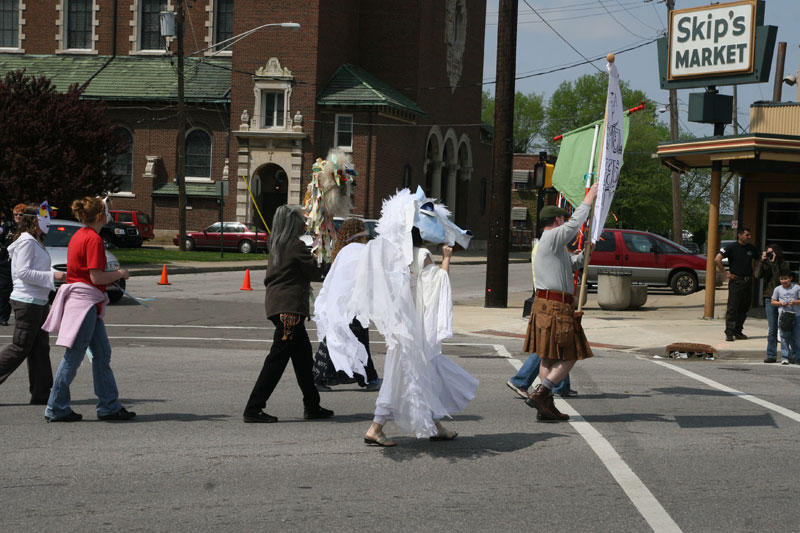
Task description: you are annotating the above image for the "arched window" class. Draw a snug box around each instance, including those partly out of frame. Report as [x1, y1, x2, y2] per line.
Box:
[185, 129, 212, 180]
[112, 127, 133, 192]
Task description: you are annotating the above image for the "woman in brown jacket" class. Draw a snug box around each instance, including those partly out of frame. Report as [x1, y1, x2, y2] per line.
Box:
[243, 205, 333, 423]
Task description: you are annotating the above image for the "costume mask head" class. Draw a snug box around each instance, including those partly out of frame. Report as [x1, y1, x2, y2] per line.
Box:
[37, 201, 52, 234]
[98, 195, 111, 223]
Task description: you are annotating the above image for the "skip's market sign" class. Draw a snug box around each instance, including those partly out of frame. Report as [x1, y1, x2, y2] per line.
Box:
[669, 0, 756, 79]
[657, 0, 776, 89]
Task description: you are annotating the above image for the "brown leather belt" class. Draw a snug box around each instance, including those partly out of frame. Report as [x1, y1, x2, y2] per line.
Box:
[536, 289, 574, 304]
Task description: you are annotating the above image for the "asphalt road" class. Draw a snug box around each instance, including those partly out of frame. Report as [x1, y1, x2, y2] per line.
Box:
[2, 270, 800, 531]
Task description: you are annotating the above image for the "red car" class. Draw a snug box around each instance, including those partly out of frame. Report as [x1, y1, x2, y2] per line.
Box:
[174, 222, 268, 254]
[110, 209, 154, 240]
[584, 229, 723, 295]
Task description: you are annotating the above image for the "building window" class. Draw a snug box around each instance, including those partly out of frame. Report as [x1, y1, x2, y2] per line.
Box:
[66, 0, 92, 49]
[261, 91, 285, 128]
[140, 0, 166, 50]
[213, 0, 233, 51]
[185, 129, 211, 179]
[0, 0, 19, 48]
[335, 114, 353, 149]
[112, 127, 133, 192]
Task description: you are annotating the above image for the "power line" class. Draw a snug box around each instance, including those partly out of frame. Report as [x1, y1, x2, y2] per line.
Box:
[521, 0, 605, 74]
[597, 0, 650, 39]
[486, 1, 653, 25]
[612, 0, 664, 32]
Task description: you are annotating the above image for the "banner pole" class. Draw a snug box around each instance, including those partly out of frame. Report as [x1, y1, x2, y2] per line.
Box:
[577, 53, 615, 312]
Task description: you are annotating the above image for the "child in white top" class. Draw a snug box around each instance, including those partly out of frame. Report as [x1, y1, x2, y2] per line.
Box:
[770, 271, 800, 364]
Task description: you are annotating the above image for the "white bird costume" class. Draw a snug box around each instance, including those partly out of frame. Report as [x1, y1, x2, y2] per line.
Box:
[313, 188, 478, 438]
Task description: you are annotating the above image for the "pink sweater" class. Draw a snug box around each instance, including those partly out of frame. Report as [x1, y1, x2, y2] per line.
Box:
[42, 283, 108, 348]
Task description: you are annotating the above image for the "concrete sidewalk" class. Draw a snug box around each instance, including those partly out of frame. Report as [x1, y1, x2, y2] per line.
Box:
[452, 286, 771, 361]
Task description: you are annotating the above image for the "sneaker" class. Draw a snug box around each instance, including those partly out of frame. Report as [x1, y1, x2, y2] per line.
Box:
[45, 411, 82, 423]
[98, 407, 136, 421]
[764, 358, 777, 364]
[559, 389, 579, 398]
[243, 410, 278, 423]
[734, 333, 748, 340]
[782, 360, 790, 365]
[303, 406, 334, 420]
[365, 378, 383, 391]
[506, 380, 529, 399]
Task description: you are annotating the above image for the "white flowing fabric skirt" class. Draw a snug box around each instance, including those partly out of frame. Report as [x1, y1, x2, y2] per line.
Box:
[374, 348, 479, 438]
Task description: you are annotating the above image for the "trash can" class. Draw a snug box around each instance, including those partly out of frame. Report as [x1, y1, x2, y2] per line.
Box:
[597, 269, 632, 310]
[628, 284, 648, 309]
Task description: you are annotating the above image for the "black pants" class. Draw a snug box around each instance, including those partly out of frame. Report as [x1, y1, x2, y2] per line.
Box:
[725, 277, 753, 336]
[0, 300, 53, 402]
[244, 317, 321, 414]
[0, 266, 12, 323]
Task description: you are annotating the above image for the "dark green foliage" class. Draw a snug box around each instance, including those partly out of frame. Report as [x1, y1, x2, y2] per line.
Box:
[0, 70, 123, 215]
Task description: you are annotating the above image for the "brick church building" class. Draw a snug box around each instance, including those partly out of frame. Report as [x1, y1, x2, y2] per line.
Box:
[0, 0, 492, 241]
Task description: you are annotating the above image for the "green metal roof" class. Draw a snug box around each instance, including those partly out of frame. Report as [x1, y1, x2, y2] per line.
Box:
[317, 64, 424, 115]
[0, 55, 231, 103]
[152, 182, 219, 197]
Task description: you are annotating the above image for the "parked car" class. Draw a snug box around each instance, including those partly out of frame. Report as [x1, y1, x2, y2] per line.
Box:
[583, 229, 723, 295]
[44, 219, 126, 304]
[100, 220, 143, 248]
[174, 222, 268, 253]
[110, 209, 154, 240]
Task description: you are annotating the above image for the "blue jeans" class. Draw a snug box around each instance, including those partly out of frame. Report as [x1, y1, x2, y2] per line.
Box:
[509, 352, 571, 395]
[46, 306, 122, 419]
[765, 298, 779, 360]
[779, 314, 800, 362]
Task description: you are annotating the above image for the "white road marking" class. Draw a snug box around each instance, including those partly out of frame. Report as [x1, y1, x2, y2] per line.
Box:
[650, 359, 800, 423]
[501, 349, 681, 532]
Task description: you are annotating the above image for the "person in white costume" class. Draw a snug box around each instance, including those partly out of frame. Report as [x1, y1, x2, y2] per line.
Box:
[313, 188, 477, 447]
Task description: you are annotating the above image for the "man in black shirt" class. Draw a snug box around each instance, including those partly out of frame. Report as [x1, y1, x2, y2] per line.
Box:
[715, 227, 759, 342]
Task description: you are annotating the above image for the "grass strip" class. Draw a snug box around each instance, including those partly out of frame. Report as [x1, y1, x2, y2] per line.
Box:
[112, 248, 269, 264]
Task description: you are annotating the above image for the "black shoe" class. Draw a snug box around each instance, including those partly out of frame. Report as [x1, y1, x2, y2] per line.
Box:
[98, 407, 136, 421]
[734, 333, 748, 340]
[725, 335, 735, 342]
[30, 398, 49, 405]
[243, 410, 278, 423]
[315, 382, 332, 392]
[45, 411, 82, 423]
[764, 358, 777, 364]
[303, 406, 334, 420]
[0, 320, 8, 326]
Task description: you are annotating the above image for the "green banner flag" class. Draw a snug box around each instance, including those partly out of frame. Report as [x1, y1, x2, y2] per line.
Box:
[551, 115, 630, 207]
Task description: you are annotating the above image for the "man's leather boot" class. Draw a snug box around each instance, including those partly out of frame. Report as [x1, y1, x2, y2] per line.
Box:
[525, 384, 559, 421]
[547, 394, 570, 420]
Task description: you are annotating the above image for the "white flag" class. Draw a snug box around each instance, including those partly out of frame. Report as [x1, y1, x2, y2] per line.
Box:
[591, 61, 624, 243]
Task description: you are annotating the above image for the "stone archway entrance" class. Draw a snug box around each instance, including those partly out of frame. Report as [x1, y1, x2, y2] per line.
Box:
[254, 163, 288, 229]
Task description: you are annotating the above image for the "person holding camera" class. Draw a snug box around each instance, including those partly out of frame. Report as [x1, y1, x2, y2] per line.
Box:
[756, 244, 790, 363]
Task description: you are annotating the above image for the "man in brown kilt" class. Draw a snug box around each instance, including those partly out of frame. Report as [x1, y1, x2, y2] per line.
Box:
[523, 182, 597, 421]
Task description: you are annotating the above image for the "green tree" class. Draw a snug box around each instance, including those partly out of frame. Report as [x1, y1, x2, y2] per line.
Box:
[0, 70, 123, 214]
[481, 90, 545, 153]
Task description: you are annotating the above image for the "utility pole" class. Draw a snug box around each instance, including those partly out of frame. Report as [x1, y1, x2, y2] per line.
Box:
[666, 0, 682, 244]
[176, 0, 187, 251]
[732, 85, 739, 230]
[485, 0, 518, 308]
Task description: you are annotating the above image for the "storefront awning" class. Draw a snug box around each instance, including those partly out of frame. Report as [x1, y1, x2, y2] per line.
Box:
[657, 133, 800, 171]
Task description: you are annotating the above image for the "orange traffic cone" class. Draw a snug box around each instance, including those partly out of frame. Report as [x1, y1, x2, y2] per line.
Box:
[240, 269, 253, 291]
[157, 264, 171, 285]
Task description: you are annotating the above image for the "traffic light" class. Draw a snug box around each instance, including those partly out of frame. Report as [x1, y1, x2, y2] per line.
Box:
[532, 152, 554, 189]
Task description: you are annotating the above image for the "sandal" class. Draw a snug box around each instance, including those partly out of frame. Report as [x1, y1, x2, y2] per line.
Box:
[364, 433, 396, 447]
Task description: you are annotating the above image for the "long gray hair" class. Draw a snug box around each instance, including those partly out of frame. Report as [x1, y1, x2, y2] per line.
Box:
[269, 205, 305, 267]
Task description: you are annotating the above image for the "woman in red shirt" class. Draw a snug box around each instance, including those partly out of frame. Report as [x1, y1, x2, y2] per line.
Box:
[43, 197, 134, 422]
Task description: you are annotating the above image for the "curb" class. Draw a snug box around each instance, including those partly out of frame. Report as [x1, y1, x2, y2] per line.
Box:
[128, 264, 269, 276]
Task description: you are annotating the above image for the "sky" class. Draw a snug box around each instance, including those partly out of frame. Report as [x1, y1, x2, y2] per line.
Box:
[483, 0, 800, 142]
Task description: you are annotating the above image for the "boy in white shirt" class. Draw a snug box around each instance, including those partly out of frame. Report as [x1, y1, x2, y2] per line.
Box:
[770, 271, 800, 365]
